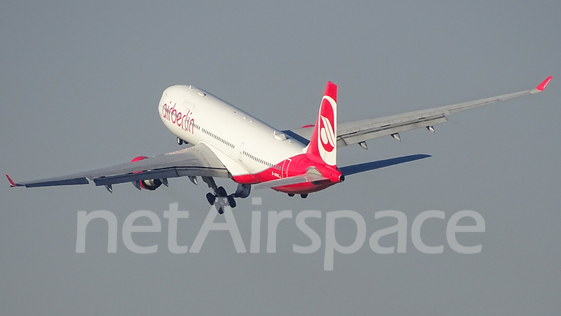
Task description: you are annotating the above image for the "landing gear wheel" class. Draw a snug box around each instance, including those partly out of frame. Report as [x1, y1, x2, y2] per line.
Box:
[217, 206, 224, 214]
[300, 194, 308, 199]
[288, 193, 295, 197]
[216, 186, 227, 197]
[177, 137, 183, 145]
[227, 195, 236, 208]
[206, 192, 216, 205]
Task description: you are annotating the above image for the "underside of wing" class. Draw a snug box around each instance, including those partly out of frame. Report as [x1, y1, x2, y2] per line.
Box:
[285, 76, 552, 147]
[7, 143, 230, 188]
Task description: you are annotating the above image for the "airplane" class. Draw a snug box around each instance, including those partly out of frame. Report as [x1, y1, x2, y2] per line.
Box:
[6, 76, 552, 213]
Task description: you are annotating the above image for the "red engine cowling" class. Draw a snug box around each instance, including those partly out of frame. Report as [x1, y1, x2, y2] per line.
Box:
[130, 156, 162, 191]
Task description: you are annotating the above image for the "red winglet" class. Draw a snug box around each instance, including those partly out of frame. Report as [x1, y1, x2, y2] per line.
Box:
[536, 76, 552, 91]
[5, 174, 17, 187]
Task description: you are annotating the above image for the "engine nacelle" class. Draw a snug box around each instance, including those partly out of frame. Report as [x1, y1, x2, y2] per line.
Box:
[138, 178, 162, 190]
[130, 156, 163, 191]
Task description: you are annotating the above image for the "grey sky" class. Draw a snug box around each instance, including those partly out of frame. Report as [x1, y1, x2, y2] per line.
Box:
[1, 1, 560, 315]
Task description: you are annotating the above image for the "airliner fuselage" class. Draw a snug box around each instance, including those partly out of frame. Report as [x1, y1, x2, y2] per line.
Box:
[158, 84, 342, 194]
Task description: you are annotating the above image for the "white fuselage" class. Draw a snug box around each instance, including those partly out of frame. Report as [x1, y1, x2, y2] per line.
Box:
[157, 85, 306, 177]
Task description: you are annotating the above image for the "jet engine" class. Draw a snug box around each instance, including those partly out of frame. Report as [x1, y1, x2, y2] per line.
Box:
[130, 156, 165, 190]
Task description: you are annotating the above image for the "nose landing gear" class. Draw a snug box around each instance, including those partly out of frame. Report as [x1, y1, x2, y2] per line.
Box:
[177, 137, 188, 145]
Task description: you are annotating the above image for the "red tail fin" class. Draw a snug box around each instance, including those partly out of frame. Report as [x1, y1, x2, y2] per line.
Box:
[306, 82, 337, 166]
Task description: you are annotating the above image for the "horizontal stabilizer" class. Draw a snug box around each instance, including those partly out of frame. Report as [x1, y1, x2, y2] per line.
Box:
[252, 172, 327, 190]
[339, 154, 431, 176]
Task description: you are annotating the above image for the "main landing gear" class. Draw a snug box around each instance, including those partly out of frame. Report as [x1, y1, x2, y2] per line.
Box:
[202, 177, 250, 214]
[288, 193, 308, 198]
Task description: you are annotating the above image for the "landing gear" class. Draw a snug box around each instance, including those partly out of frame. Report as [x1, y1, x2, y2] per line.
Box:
[233, 183, 251, 199]
[288, 193, 295, 197]
[202, 177, 247, 214]
[177, 137, 188, 145]
[300, 194, 308, 199]
[206, 192, 216, 205]
[227, 195, 236, 208]
[216, 186, 227, 197]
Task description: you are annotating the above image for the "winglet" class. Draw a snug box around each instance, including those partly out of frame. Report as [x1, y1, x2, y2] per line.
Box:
[536, 76, 552, 91]
[5, 174, 17, 187]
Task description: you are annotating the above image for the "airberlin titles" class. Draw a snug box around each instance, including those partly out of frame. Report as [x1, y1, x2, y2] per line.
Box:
[161, 102, 195, 133]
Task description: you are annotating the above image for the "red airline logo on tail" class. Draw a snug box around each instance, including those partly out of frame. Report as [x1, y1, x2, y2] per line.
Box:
[307, 82, 338, 166]
[319, 96, 336, 153]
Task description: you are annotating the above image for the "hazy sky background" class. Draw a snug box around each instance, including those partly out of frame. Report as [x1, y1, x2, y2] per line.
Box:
[1, 1, 560, 315]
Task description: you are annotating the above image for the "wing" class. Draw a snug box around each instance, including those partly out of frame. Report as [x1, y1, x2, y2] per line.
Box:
[284, 76, 552, 147]
[6, 143, 230, 188]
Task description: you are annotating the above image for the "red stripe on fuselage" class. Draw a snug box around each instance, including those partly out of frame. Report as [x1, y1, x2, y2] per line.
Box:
[232, 153, 343, 194]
